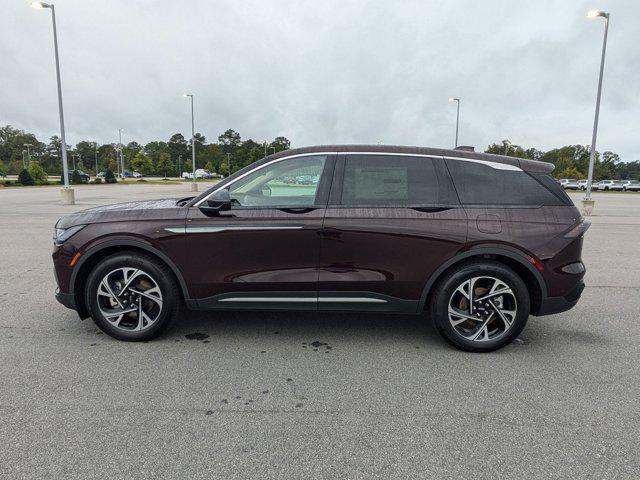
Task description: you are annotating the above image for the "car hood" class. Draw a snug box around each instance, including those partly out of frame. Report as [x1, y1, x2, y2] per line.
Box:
[56, 198, 184, 228]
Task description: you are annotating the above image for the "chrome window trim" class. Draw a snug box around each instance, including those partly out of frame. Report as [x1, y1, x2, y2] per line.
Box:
[194, 150, 521, 206]
[193, 152, 337, 206]
[441, 155, 522, 171]
[339, 152, 522, 172]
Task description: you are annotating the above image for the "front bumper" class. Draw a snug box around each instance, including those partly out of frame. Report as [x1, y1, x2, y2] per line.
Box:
[55, 288, 76, 311]
[536, 280, 585, 316]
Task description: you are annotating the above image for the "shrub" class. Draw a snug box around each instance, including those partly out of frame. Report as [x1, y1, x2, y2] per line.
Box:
[93, 177, 103, 184]
[18, 169, 35, 186]
[71, 170, 84, 184]
[28, 161, 48, 185]
[104, 169, 117, 184]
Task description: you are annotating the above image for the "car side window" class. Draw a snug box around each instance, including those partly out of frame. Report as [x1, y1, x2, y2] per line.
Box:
[228, 155, 327, 208]
[445, 159, 565, 206]
[339, 155, 457, 206]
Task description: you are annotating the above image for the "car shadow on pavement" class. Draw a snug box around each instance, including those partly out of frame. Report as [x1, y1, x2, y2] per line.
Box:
[161, 309, 445, 348]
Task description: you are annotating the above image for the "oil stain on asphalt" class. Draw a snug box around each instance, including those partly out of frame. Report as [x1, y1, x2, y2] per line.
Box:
[302, 340, 332, 352]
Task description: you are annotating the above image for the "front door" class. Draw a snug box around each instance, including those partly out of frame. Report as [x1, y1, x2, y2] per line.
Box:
[185, 153, 335, 310]
[318, 153, 467, 313]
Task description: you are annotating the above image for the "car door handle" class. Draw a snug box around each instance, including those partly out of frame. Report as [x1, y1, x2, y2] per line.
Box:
[278, 207, 318, 214]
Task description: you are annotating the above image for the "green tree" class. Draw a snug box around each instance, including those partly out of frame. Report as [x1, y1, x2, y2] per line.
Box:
[18, 168, 34, 186]
[556, 167, 584, 180]
[130, 151, 154, 176]
[270, 136, 291, 153]
[28, 161, 48, 184]
[71, 170, 85, 184]
[218, 129, 242, 154]
[156, 152, 172, 178]
[168, 133, 189, 166]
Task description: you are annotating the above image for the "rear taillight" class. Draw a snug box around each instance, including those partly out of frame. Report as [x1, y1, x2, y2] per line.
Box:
[563, 218, 591, 238]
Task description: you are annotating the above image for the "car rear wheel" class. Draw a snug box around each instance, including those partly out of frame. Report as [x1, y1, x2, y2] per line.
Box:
[430, 261, 530, 352]
[85, 252, 181, 341]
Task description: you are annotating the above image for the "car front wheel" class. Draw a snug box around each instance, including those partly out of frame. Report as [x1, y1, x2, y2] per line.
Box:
[430, 261, 530, 352]
[85, 252, 182, 341]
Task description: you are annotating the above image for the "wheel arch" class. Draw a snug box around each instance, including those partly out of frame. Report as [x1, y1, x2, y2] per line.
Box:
[419, 247, 547, 315]
[70, 239, 191, 319]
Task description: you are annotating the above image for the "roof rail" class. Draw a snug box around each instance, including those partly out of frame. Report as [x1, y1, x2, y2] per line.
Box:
[454, 146, 475, 152]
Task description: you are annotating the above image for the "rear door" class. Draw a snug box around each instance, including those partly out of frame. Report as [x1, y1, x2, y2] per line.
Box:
[185, 153, 335, 309]
[318, 153, 467, 313]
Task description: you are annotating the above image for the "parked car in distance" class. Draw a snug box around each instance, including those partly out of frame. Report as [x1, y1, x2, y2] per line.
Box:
[68, 170, 90, 183]
[597, 179, 622, 191]
[120, 170, 134, 178]
[52, 145, 588, 352]
[132, 171, 142, 178]
[622, 180, 640, 191]
[577, 179, 598, 191]
[558, 178, 580, 190]
[96, 171, 106, 178]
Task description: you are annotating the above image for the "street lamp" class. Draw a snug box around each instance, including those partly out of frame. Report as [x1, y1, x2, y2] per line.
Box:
[32, 1, 74, 204]
[448, 97, 461, 148]
[183, 93, 197, 192]
[118, 129, 124, 179]
[94, 142, 98, 176]
[23, 143, 33, 165]
[582, 9, 610, 216]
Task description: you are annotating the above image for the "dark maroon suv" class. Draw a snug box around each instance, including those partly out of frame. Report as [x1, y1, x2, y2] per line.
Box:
[53, 145, 588, 351]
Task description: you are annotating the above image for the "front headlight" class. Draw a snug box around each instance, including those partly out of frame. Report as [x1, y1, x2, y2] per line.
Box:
[54, 224, 86, 244]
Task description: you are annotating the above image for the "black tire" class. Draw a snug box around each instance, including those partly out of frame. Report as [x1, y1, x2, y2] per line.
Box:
[85, 251, 182, 341]
[429, 261, 530, 352]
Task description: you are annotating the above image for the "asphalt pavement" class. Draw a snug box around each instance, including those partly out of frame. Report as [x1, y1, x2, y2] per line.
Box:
[0, 184, 638, 479]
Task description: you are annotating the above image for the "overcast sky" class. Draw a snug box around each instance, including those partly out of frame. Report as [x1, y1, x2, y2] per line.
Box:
[2, 0, 638, 160]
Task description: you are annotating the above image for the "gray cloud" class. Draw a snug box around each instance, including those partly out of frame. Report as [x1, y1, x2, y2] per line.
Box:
[1, 0, 638, 160]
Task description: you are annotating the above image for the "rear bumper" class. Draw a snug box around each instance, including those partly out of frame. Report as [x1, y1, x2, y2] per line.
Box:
[55, 288, 76, 311]
[536, 280, 585, 316]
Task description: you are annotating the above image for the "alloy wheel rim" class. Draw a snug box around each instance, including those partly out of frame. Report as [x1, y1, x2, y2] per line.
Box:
[448, 276, 517, 342]
[96, 267, 163, 332]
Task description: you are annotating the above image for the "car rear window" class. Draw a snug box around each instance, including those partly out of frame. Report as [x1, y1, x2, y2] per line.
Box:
[445, 159, 571, 206]
[339, 155, 457, 206]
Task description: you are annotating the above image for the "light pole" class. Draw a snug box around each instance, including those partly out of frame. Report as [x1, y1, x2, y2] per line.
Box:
[32, 1, 73, 204]
[22, 150, 27, 170]
[178, 154, 182, 178]
[23, 144, 33, 165]
[503, 140, 512, 156]
[183, 93, 197, 192]
[448, 97, 461, 148]
[582, 9, 610, 215]
[226, 153, 231, 177]
[118, 129, 124, 179]
[94, 142, 98, 175]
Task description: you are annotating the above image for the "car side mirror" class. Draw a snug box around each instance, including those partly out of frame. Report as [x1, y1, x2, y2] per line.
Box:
[198, 189, 231, 216]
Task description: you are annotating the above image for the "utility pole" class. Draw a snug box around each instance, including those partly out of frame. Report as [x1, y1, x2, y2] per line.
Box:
[94, 142, 98, 175]
[226, 153, 231, 177]
[178, 154, 182, 178]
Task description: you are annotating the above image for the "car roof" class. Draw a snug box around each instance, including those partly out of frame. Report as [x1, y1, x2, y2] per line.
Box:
[268, 144, 554, 173]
